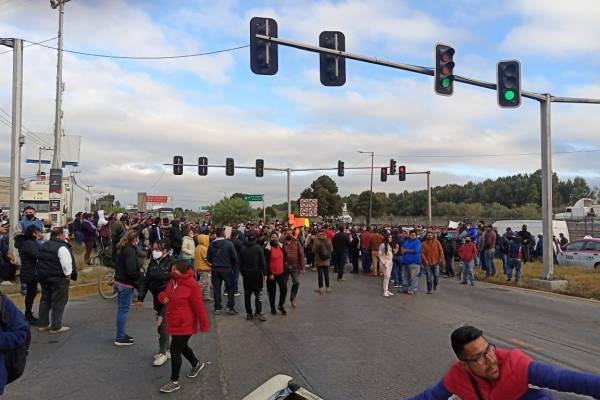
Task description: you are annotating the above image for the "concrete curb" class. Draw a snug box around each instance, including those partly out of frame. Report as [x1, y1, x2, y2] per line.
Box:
[7, 282, 101, 308]
[475, 279, 600, 305]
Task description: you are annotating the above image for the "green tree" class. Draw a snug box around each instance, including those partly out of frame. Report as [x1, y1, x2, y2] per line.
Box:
[209, 198, 256, 226]
[298, 175, 343, 218]
[349, 191, 387, 218]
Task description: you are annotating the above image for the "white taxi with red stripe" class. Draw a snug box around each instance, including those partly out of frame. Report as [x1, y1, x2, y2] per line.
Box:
[557, 236, 600, 270]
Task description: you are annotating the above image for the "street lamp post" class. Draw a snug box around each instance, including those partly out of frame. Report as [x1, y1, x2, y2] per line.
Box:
[358, 151, 374, 226]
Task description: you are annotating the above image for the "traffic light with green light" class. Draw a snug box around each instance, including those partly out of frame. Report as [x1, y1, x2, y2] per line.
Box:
[497, 60, 521, 108]
[435, 44, 455, 96]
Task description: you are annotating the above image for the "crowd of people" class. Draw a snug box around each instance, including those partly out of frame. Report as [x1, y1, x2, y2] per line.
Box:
[0, 206, 582, 395]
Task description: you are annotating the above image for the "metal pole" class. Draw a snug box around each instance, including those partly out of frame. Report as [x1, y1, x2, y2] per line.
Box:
[368, 152, 374, 226]
[262, 196, 266, 223]
[8, 39, 23, 258]
[286, 168, 292, 216]
[427, 171, 432, 227]
[540, 94, 554, 279]
[51, 1, 65, 169]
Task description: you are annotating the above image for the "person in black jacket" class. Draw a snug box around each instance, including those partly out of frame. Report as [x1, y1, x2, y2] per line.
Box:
[239, 235, 267, 321]
[16, 225, 43, 324]
[332, 226, 351, 281]
[170, 220, 183, 258]
[114, 230, 143, 346]
[440, 230, 456, 278]
[137, 239, 174, 366]
[207, 228, 239, 315]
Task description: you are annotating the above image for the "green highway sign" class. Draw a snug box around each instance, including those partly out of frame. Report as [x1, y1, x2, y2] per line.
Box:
[243, 194, 263, 202]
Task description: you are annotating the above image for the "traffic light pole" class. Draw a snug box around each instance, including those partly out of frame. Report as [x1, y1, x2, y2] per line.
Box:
[254, 32, 600, 281]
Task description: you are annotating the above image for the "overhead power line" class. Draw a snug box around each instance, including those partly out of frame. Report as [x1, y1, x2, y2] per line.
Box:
[377, 149, 600, 158]
[21, 40, 249, 60]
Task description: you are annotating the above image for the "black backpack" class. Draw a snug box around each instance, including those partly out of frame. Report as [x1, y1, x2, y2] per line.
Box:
[0, 295, 30, 384]
[317, 240, 331, 260]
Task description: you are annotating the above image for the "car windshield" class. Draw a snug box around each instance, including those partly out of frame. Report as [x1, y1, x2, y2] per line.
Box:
[565, 241, 585, 251]
[583, 241, 600, 251]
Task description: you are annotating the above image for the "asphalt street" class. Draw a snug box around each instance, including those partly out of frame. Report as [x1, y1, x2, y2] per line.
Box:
[4, 268, 599, 400]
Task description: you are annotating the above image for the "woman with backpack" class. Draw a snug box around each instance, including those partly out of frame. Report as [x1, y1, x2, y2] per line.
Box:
[158, 259, 209, 393]
[312, 229, 333, 294]
[137, 239, 174, 366]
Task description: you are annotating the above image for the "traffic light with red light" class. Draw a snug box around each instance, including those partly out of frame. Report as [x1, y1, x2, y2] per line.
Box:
[435, 44, 455, 96]
[250, 17, 278, 75]
[497, 60, 521, 108]
[225, 158, 235, 176]
[398, 165, 406, 181]
[380, 167, 387, 182]
[173, 156, 183, 175]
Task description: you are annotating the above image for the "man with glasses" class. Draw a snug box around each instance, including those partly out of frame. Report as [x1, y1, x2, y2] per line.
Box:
[408, 325, 600, 399]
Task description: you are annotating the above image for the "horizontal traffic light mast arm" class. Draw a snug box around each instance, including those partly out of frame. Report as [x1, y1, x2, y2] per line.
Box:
[162, 163, 288, 172]
[255, 34, 600, 104]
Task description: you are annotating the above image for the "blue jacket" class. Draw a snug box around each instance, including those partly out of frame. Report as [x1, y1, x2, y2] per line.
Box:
[207, 238, 238, 269]
[0, 296, 29, 395]
[408, 361, 600, 400]
[19, 217, 43, 233]
[467, 227, 479, 243]
[401, 239, 422, 265]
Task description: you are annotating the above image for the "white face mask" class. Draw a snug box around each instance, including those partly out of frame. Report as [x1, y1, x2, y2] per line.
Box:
[152, 250, 163, 260]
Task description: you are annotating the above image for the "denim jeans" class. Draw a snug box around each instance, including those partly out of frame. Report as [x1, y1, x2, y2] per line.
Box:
[212, 268, 235, 311]
[501, 254, 509, 275]
[361, 250, 372, 273]
[424, 264, 440, 292]
[402, 264, 420, 292]
[115, 283, 134, 340]
[508, 258, 522, 282]
[392, 257, 402, 286]
[462, 261, 475, 283]
[484, 249, 496, 277]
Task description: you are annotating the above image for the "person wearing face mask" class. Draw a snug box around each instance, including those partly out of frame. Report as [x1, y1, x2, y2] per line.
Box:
[282, 229, 306, 308]
[137, 240, 174, 366]
[15, 225, 43, 324]
[19, 206, 44, 233]
[264, 230, 289, 315]
[113, 230, 143, 346]
[157, 259, 209, 394]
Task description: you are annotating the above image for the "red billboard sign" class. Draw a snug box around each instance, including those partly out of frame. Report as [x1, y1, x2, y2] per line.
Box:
[146, 195, 169, 203]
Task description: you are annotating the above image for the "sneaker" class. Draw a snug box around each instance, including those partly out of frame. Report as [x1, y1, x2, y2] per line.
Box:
[125, 335, 135, 343]
[386, 291, 395, 296]
[270, 310, 277, 315]
[115, 337, 134, 346]
[291, 300, 297, 308]
[49, 326, 71, 334]
[1, 281, 14, 286]
[255, 314, 267, 322]
[159, 381, 181, 393]
[26, 316, 39, 326]
[470, 281, 475, 286]
[433, 284, 438, 291]
[153, 353, 169, 367]
[246, 314, 254, 321]
[459, 281, 467, 285]
[38, 325, 51, 332]
[393, 285, 400, 288]
[383, 292, 390, 297]
[225, 308, 238, 315]
[278, 306, 287, 315]
[426, 290, 432, 295]
[213, 309, 222, 315]
[234, 292, 242, 297]
[326, 287, 332, 293]
[187, 362, 206, 378]
[407, 290, 415, 295]
[314, 288, 324, 294]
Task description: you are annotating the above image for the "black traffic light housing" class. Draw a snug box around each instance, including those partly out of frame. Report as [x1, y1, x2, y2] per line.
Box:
[398, 165, 406, 181]
[319, 31, 346, 86]
[389, 159, 397, 175]
[250, 17, 278, 75]
[198, 157, 208, 176]
[173, 155, 183, 175]
[225, 158, 235, 176]
[435, 44, 455, 96]
[256, 159, 264, 177]
[497, 60, 521, 108]
[380, 167, 387, 182]
[337, 160, 344, 177]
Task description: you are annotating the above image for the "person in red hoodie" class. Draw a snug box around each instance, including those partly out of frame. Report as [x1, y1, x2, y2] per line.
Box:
[458, 237, 478, 286]
[158, 260, 210, 394]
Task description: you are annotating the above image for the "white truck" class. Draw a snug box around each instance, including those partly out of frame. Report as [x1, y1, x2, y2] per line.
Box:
[555, 198, 599, 220]
[492, 219, 570, 241]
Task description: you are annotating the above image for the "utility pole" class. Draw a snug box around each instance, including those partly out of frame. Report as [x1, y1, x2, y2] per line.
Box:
[37, 146, 53, 176]
[358, 151, 374, 226]
[427, 171, 432, 227]
[1, 38, 23, 257]
[540, 94, 554, 279]
[286, 168, 292, 216]
[50, 0, 69, 170]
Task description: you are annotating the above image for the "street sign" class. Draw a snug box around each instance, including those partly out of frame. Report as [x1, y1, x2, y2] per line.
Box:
[49, 168, 62, 194]
[49, 199, 60, 212]
[243, 194, 263, 202]
[299, 198, 318, 217]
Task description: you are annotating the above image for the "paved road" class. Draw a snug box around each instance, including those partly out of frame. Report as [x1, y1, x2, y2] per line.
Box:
[4, 269, 599, 399]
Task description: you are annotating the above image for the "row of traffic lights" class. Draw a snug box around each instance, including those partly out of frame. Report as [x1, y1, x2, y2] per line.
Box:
[434, 44, 521, 107]
[250, 17, 522, 107]
[172, 156, 265, 177]
[337, 159, 406, 182]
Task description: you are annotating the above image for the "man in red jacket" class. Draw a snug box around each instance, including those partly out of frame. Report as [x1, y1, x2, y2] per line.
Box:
[158, 260, 209, 393]
[458, 237, 478, 286]
[408, 325, 600, 400]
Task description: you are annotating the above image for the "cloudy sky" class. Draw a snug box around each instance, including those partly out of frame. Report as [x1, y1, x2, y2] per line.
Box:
[1, 0, 599, 210]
